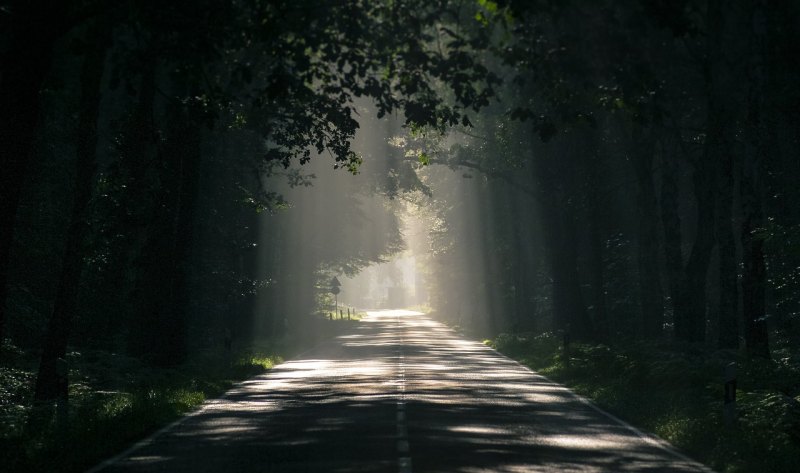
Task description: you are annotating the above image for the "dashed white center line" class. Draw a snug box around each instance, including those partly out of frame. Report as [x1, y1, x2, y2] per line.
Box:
[396, 315, 412, 473]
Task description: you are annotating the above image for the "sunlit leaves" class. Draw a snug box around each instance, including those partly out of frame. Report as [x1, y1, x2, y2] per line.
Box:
[475, 0, 500, 25]
[238, 186, 289, 214]
[223, 0, 499, 185]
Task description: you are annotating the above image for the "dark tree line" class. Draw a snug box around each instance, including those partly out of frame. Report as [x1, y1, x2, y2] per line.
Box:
[418, 0, 800, 358]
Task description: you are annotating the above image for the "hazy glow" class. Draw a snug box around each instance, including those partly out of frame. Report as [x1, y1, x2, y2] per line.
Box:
[366, 309, 424, 317]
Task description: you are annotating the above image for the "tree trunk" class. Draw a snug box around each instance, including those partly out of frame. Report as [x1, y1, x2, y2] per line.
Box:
[547, 211, 591, 339]
[531, 140, 592, 340]
[586, 150, 608, 341]
[0, 2, 67, 342]
[119, 60, 164, 362]
[674, 0, 738, 345]
[716, 137, 739, 350]
[741, 0, 770, 359]
[681, 140, 716, 343]
[34, 19, 112, 401]
[127, 79, 202, 367]
[161, 101, 202, 365]
[705, 0, 739, 349]
[586, 201, 608, 341]
[659, 136, 689, 338]
[631, 125, 664, 339]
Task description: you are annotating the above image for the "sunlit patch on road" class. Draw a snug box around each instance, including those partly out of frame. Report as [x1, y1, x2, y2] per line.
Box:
[90, 311, 713, 473]
[365, 309, 425, 317]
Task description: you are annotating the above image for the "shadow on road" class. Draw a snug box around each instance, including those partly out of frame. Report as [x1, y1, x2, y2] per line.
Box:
[92, 311, 712, 473]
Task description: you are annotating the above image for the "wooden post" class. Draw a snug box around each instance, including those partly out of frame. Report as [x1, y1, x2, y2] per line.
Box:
[724, 362, 737, 424]
[347, 308, 351, 320]
[329, 312, 333, 320]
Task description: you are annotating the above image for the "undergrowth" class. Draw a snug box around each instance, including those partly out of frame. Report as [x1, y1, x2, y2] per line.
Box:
[489, 332, 800, 473]
[0, 340, 286, 472]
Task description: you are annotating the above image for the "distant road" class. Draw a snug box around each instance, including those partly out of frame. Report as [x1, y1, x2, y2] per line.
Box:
[88, 310, 714, 473]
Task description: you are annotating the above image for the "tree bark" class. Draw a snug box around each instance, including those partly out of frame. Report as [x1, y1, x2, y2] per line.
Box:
[127, 77, 202, 366]
[716, 137, 739, 350]
[705, 0, 739, 350]
[586, 149, 608, 341]
[119, 59, 164, 361]
[741, 0, 770, 359]
[548, 211, 591, 339]
[659, 135, 689, 339]
[673, 0, 737, 344]
[680, 138, 716, 344]
[161, 101, 202, 366]
[531, 138, 592, 340]
[34, 19, 112, 401]
[631, 125, 664, 339]
[0, 2, 68, 342]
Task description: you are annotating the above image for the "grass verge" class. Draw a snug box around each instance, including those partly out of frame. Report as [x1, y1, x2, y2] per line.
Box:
[488, 333, 800, 473]
[0, 315, 363, 473]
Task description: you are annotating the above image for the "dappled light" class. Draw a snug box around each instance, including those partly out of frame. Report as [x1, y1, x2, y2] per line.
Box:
[92, 312, 711, 473]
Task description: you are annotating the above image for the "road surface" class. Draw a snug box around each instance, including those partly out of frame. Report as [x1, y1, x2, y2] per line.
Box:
[88, 310, 714, 473]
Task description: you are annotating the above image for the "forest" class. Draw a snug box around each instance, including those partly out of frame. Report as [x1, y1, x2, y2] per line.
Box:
[2, 1, 800, 472]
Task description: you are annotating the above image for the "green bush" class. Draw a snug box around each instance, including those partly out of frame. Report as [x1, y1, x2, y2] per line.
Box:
[0, 338, 289, 473]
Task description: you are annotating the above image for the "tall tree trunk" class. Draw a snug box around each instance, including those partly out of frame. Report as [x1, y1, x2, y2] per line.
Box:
[547, 210, 591, 339]
[586, 200, 608, 340]
[681, 137, 716, 344]
[503, 168, 539, 332]
[511, 201, 525, 331]
[705, 0, 739, 349]
[120, 60, 165, 362]
[161, 101, 202, 365]
[716, 137, 739, 350]
[631, 124, 664, 339]
[34, 19, 112, 401]
[531, 140, 592, 340]
[674, 0, 738, 344]
[0, 2, 67, 342]
[127, 80, 202, 367]
[660, 136, 690, 339]
[741, 0, 770, 359]
[586, 152, 608, 341]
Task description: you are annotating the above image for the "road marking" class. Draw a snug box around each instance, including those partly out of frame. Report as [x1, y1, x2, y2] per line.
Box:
[395, 314, 412, 473]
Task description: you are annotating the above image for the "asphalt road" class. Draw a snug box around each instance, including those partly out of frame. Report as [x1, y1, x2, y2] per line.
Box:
[88, 310, 715, 473]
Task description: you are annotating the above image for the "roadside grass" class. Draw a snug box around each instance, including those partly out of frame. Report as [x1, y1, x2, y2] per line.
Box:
[0, 315, 362, 473]
[488, 332, 800, 473]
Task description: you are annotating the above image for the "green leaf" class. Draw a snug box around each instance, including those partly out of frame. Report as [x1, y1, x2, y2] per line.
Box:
[418, 152, 430, 166]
